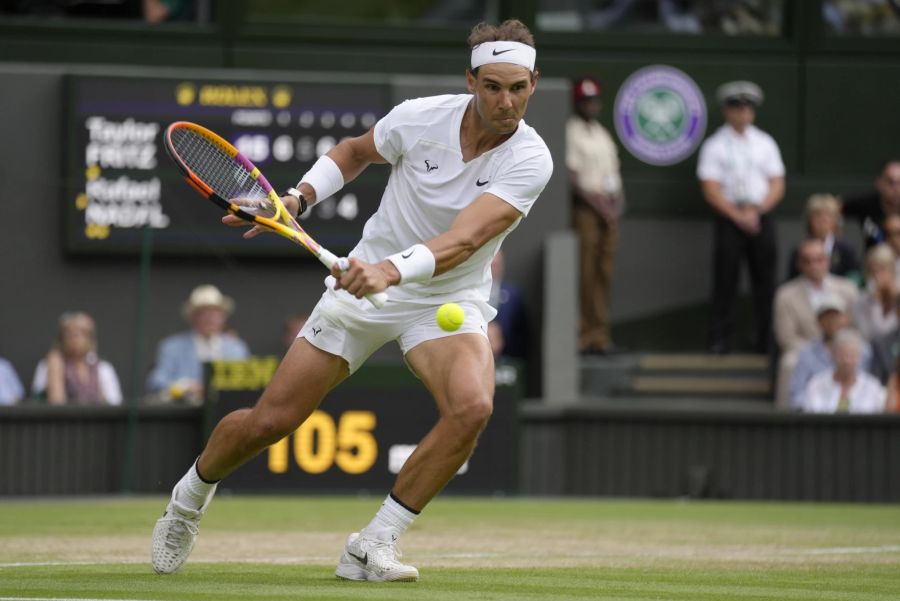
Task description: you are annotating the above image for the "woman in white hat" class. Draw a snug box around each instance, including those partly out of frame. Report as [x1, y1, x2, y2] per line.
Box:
[146, 285, 249, 403]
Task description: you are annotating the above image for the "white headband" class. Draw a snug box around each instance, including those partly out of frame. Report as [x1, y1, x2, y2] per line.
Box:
[471, 41, 536, 71]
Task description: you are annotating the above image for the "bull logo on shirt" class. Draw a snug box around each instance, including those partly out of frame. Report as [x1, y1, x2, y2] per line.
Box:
[424, 160, 438, 172]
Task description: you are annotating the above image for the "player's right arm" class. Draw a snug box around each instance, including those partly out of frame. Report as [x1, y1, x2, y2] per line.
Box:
[223, 128, 387, 235]
[294, 128, 387, 206]
[334, 192, 523, 298]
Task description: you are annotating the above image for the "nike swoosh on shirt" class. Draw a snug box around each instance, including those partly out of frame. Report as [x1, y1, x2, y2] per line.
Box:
[476, 179, 489, 186]
[492, 48, 514, 56]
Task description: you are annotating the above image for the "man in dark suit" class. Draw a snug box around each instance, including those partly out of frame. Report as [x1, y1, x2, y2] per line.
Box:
[841, 158, 900, 251]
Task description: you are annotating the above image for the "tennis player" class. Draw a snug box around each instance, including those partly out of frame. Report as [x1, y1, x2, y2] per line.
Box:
[152, 19, 552, 582]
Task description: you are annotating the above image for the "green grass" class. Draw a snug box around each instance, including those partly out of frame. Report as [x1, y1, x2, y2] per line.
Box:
[2, 496, 899, 601]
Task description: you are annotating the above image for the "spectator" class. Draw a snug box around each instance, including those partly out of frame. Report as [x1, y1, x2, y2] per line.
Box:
[879, 213, 900, 280]
[882, 353, 900, 412]
[697, 80, 785, 354]
[146, 285, 250, 403]
[143, 0, 197, 23]
[840, 158, 900, 252]
[789, 295, 871, 410]
[801, 329, 885, 414]
[31, 312, 122, 406]
[487, 250, 527, 360]
[853, 244, 898, 341]
[567, 76, 625, 355]
[0, 357, 24, 405]
[773, 239, 859, 407]
[786, 194, 860, 283]
[282, 312, 308, 352]
[867, 298, 900, 384]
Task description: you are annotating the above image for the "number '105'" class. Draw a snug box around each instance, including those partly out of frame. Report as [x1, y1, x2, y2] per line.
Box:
[267, 410, 377, 475]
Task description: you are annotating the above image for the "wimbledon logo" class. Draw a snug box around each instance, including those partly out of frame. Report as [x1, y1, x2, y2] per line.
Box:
[613, 65, 707, 166]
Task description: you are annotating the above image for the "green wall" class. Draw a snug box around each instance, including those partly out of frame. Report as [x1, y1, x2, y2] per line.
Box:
[2, 2, 897, 218]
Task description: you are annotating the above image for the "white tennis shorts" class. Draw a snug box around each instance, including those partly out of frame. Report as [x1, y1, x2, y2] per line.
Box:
[298, 286, 488, 373]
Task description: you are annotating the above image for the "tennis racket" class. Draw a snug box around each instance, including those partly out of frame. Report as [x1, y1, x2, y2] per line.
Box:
[164, 121, 387, 309]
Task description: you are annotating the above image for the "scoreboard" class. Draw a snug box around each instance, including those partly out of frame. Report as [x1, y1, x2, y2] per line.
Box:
[64, 74, 391, 256]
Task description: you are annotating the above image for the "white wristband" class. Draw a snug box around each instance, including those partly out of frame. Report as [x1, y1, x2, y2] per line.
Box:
[386, 244, 435, 284]
[298, 155, 344, 204]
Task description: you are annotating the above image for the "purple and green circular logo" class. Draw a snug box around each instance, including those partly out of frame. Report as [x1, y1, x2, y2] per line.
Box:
[613, 65, 707, 166]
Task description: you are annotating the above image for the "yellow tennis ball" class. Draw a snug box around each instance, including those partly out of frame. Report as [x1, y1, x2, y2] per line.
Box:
[436, 302, 465, 332]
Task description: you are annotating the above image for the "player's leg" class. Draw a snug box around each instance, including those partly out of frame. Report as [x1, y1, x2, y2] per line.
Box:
[152, 338, 349, 575]
[198, 338, 350, 480]
[392, 332, 495, 507]
[336, 330, 493, 582]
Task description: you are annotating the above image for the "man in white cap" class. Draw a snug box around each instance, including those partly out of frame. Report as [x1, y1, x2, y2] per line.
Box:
[146, 284, 250, 403]
[151, 20, 552, 582]
[697, 80, 785, 355]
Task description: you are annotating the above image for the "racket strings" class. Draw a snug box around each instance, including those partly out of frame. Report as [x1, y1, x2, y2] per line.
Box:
[170, 128, 271, 208]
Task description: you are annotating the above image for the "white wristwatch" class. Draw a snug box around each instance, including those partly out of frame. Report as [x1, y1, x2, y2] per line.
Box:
[283, 187, 308, 217]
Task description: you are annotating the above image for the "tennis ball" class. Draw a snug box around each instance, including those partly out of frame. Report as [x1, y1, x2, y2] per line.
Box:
[436, 302, 465, 332]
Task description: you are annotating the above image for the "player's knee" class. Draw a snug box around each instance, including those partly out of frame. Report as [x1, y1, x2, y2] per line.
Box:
[449, 394, 493, 437]
[251, 411, 301, 445]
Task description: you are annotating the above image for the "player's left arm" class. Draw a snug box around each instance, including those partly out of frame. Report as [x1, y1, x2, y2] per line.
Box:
[334, 194, 521, 296]
[423, 193, 522, 277]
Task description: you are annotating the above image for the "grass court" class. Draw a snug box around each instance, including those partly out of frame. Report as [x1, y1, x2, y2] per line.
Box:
[1, 496, 898, 600]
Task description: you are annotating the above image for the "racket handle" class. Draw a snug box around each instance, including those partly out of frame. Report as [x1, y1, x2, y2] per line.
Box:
[366, 291, 389, 309]
[334, 257, 388, 309]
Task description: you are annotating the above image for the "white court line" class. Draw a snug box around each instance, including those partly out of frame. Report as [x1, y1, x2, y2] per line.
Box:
[0, 557, 334, 569]
[0, 561, 140, 569]
[797, 545, 900, 555]
[0, 598, 161, 601]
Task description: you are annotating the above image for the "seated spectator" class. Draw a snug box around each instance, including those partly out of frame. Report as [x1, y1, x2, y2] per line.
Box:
[879, 213, 900, 280]
[488, 250, 528, 360]
[801, 329, 885, 414]
[146, 285, 250, 404]
[32, 312, 122, 406]
[882, 354, 900, 412]
[786, 194, 860, 283]
[789, 295, 871, 410]
[0, 356, 24, 405]
[853, 243, 898, 341]
[867, 298, 900, 384]
[840, 158, 900, 252]
[773, 239, 859, 408]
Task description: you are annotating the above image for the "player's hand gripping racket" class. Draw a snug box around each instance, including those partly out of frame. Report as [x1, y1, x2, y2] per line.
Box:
[164, 121, 387, 309]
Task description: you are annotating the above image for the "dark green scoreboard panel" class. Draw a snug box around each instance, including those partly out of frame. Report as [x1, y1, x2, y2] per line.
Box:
[64, 74, 390, 256]
[204, 359, 522, 494]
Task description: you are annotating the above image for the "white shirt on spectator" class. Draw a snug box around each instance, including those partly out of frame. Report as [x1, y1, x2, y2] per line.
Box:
[801, 369, 885, 414]
[696, 124, 785, 206]
[0, 358, 24, 405]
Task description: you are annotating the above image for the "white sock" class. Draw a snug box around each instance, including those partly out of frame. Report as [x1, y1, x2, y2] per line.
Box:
[363, 493, 418, 541]
[173, 460, 218, 510]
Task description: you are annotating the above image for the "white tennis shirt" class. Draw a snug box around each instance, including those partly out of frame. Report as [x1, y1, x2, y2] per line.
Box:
[348, 94, 553, 319]
[696, 124, 784, 206]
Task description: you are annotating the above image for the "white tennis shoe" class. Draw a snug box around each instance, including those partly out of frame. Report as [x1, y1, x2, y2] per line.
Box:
[335, 529, 420, 582]
[151, 497, 208, 575]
